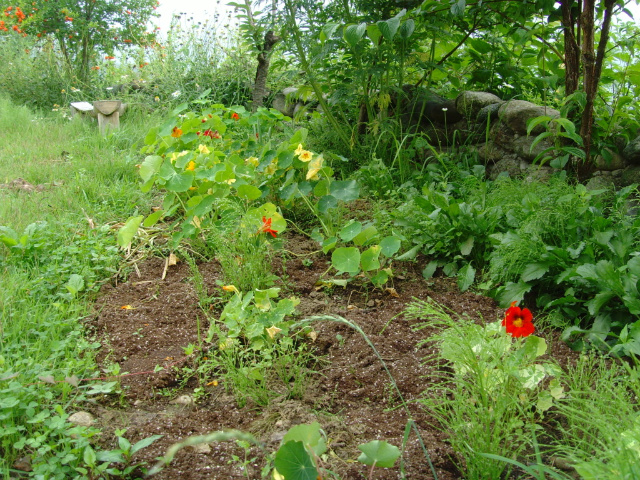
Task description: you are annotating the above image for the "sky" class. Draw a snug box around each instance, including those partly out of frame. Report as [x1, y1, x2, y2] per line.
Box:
[152, 0, 640, 29]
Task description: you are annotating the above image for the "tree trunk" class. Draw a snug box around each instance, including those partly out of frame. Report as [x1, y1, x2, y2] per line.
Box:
[576, 0, 615, 181]
[560, 1, 580, 96]
[252, 31, 281, 113]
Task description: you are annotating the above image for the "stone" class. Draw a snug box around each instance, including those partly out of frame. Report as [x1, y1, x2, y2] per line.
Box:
[487, 155, 523, 180]
[170, 395, 194, 405]
[189, 443, 212, 454]
[586, 174, 615, 191]
[68, 411, 95, 427]
[594, 148, 626, 171]
[474, 141, 507, 163]
[619, 166, 640, 187]
[455, 91, 503, 118]
[511, 135, 554, 163]
[622, 135, 640, 165]
[498, 100, 560, 135]
[524, 165, 554, 183]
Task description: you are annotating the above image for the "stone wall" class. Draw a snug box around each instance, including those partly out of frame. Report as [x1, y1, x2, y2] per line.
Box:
[271, 87, 640, 189]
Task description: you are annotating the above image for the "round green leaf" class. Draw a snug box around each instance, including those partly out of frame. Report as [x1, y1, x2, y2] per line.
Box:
[274, 441, 318, 480]
[317, 195, 338, 214]
[331, 180, 360, 202]
[339, 221, 362, 242]
[332, 247, 361, 275]
[380, 236, 401, 257]
[357, 440, 401, 468]
[361, 245, 381, 272]
[237, 184, 262, 201]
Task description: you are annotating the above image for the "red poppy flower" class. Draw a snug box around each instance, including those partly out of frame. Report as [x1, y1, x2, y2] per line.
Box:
[502, 302, 534, 338]
[231, 112, 239, 121]
[258, 217, 278, 238]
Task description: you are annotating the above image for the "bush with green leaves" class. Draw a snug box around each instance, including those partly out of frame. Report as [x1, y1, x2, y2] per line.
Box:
[406, 299, 564, 480]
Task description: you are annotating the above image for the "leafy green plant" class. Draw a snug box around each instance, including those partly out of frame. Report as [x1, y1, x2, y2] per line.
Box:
[406, 298, 563, 479]
[313, 219, 402, 288]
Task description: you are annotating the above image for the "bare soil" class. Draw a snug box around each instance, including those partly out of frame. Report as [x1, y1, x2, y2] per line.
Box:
[88, 234, 578, 480]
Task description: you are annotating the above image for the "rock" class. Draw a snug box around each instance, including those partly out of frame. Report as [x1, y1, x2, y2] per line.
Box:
[524, 165, 554, 183]
[398, 85, 462, 132]
[619, 166, 640, 187]
[498, 100, 560, 135]
[474, 141, 508, 163]
[68, 411, 95, 427]
[487, 155, 523, 180]
[189, 443, 212, 454]
[170, 395, 194, 405]
[594, 148, 626, 171]
[456, 91, 503, 118]
[511, 135, 554, 163]
[586, 174, 615, 191]
[622, 136, 640, 165]
[12, 456, 32, 472]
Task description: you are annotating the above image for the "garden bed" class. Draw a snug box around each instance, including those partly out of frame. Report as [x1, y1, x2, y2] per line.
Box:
[88, 234, 578, 479]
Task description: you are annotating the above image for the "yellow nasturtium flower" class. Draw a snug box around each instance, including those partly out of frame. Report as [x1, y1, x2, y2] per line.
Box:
[266, 325, 282, 339]
[222, 285, 239, 293]
[294, 144, 304, 156]
[170, 150, 189, 163]
[306, 155, 324, 180]
[298, 150, 313, 162]
[186, 161, 196, 171]
[224, 178, 236, 185]
[245, 156, 259, 167]
[198, 144, 210, 154]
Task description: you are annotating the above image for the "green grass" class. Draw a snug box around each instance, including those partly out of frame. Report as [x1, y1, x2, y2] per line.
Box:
[0, 95, 158, 477]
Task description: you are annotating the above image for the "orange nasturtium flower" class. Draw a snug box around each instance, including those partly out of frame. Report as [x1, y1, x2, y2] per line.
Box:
[231, 112, 240, 120]
[171, 126, 183, 138]
[222, 285, 239, 294]
[185, 161, 196, 171]
[502, 301, 534, 338]
[258, 217, 278, 238]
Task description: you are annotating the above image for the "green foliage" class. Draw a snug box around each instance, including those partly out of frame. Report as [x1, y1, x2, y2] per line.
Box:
[551, 354, 640, 480]
[313, 219, 401, 288]
[407, 299, 563, 479]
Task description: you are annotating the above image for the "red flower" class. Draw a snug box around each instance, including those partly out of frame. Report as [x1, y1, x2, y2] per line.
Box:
[203, 129, 221, 139]
[171, 126, 183, 138]
[231, 112, 239, 121]
[258, 217, 278, 238]
[502, 302, 534, 338]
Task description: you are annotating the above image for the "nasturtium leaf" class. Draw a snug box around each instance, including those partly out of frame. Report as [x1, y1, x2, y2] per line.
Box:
[274, 441, 318, 480]
[282, 422, 327, 456]
[117, 215, 144, 248]
[357, 440, 401, 468]
[317, 195, 338, 214]
[322, 236, 337, 254]
[237, 184, 262, 201]
[339, 221, 362, 242]
[167, 171, 195, 192]
[332, 247, 361, 274]
[331, 180, 360, 202]
[143, 210, 164, 228]
[361, 245, 381, 272]
[139, 155, 163, 182]
[313, 179, 330, 197]
[353, 225, 377, 246]
[379, 236, 401, 257]
[289, 128, 308, 146]
[370, 269, 390, 287]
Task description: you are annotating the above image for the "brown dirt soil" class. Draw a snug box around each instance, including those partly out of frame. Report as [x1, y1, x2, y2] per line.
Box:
[87, 234, 578, 480]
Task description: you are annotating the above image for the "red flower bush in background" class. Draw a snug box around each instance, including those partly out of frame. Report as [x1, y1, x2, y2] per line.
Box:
[502, 301, 534, 338]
